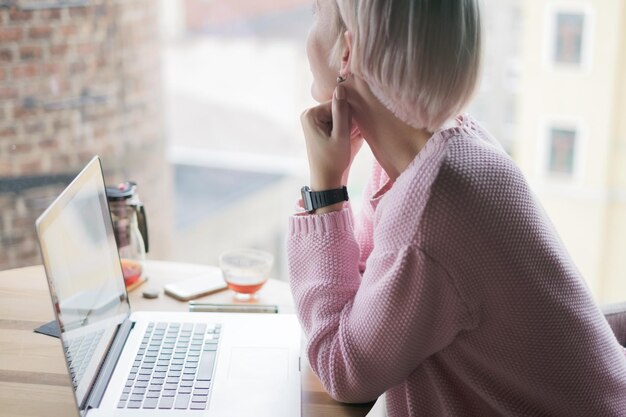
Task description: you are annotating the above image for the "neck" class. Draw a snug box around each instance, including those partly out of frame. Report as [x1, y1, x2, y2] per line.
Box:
[348, 77, 433, 181]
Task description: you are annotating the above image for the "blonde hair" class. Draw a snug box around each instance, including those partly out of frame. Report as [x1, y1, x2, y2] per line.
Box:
[331, 0, 482, 131]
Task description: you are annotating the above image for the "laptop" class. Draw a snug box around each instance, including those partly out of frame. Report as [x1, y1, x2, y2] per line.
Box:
[35, 156, 302, 416]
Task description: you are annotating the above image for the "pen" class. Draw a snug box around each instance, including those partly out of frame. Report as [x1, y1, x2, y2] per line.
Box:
[188, 302, 279, 314]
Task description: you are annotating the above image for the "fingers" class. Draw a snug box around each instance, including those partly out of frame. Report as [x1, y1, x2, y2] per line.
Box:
[331, 85, 350, 142]
[300, 86, 351, 141]
[350, 123, 362, 141]
[300, 105, 332, 137]
[300, 87, 354, 191]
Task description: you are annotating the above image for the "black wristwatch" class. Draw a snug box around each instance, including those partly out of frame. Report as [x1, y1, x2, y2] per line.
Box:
[301, 186, 349, 214]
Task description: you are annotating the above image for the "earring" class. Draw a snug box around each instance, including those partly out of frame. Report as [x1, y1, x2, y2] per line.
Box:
[337, 74, 347, 84]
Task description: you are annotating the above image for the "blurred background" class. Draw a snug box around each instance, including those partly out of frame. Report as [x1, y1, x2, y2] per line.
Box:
[0, 0, 624, 303]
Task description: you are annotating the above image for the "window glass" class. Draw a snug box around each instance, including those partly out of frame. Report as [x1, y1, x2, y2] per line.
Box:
[547, 128, 577, 176]
[1, 0, 625, 304]
[554, 12, 585, 65]
[161, 0, 313, 277]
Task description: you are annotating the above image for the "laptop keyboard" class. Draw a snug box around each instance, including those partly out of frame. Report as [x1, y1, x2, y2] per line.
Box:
[66, 328, 105, 389]
[117, 321, 221, 410]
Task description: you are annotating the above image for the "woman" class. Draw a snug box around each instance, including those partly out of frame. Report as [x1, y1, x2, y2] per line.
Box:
[287, 0, 626, 416]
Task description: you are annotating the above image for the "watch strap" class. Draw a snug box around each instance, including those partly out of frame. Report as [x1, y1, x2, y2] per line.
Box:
[301, 186, 349, 213]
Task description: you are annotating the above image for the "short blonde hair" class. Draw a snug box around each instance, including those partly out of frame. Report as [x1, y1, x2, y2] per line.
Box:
[333, 0, 482, 131]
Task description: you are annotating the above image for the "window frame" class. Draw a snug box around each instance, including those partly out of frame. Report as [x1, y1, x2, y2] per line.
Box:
[537, 117, 587, 184]
[543, 1, 595, 73]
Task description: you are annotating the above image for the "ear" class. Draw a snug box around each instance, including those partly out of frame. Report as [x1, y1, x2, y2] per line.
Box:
[339, 30, 353, 77]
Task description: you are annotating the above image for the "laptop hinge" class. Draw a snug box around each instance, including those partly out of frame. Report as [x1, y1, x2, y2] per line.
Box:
[83, 318, 135, 412]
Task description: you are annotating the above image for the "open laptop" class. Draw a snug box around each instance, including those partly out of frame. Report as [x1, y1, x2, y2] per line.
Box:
[36, 156, 301, 416]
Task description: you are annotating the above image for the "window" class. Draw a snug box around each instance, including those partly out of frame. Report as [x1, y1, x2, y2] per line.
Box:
[544, 3, 594, 71]
[554, 13, 585, 65]
[547, 127, 577, 176]
[2, 0, 625, 303]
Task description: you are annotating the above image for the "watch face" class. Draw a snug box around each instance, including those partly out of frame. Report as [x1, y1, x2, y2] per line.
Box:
[301, 186, 314, 212]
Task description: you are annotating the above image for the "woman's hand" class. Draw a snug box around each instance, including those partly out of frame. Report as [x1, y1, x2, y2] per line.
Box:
[342, 123, 364, 186]
[300, 85, 363, 192]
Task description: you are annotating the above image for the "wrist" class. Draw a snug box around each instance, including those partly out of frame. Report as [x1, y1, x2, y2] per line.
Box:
[300, 185, 349, 214]
[341, 167, 351, 187]
[310, 179, 343, 191]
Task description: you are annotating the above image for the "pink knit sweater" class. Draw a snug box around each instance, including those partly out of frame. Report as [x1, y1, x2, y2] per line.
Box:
[287, 115, 626, 416]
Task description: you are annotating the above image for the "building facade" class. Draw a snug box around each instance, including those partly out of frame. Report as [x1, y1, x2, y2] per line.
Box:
[515, 0, 626, 302]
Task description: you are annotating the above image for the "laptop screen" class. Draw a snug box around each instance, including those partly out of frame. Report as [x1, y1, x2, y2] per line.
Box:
[36, 157, 130, 409]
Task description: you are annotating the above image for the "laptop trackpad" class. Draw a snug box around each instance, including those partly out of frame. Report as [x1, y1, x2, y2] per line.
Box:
[227, 347, 289, 381]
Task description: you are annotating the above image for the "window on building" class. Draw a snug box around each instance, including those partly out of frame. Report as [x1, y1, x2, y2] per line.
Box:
[547, 127, 577, 176]
[553, 12, 585, 65]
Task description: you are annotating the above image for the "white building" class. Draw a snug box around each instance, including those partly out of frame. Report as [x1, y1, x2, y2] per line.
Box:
[515, 0, 626, 302]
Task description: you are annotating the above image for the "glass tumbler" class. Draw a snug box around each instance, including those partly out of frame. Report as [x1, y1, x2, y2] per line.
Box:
[219, 249, 274, 301]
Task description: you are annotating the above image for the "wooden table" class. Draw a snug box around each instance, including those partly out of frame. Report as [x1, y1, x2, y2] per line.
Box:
[0, 261, 377, 417]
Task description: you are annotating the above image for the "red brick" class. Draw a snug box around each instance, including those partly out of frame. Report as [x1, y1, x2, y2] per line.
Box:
[94, 4, 110, 18]
[0, 164, 12, 180]
[69, 61, 86, 74]
[94, 127, 108, 139]
[96, 56, 108, 68]
[0, 68, 5, 81]
[13, 106, 36, 119]
[25, 122, 44, 134]
[38, 138, 57, 149]
[19, 46, 43, 61]
[53, 119, 71, 130]
[13, 216, 37, 230]
[39, 9, 62, 20]
[0, 108, 7, 123]
[50, 44, 68, 56]
[0, 1, 165, 267]
[0, 49, 13, 63]
[60, 25, 78, 37]
[51, 154, 72, 168]
[22, 81, 48, 97]
[0, 195, 13, 212]
[43, 63, 62, 75]
[10, 143, 32, 153]
[0, 126, 16, 137]
[69, 7, 92, 18]
[19, 160, 41, 174]
[0, 87, 18, 100]
[20, 251, 40, 264]
[29, 26, 53, 40]
[0, 250, 8, 266]
[12, 64, 39, 79]
[0, 27, 22, 42]
[9, 9, 33, 22]
[77, 43, 95, 54]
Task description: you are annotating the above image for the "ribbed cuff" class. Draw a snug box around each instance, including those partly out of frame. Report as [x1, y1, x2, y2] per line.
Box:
[289, 205, 354, 236]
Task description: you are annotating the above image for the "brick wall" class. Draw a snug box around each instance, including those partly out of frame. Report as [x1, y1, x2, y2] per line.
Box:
[0, 1, 172, 270]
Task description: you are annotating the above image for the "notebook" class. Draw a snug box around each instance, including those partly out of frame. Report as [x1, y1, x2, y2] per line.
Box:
[35, 156, 301, 416]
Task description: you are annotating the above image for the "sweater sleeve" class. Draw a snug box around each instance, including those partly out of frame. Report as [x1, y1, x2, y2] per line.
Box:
[287, 208, 473, 404]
